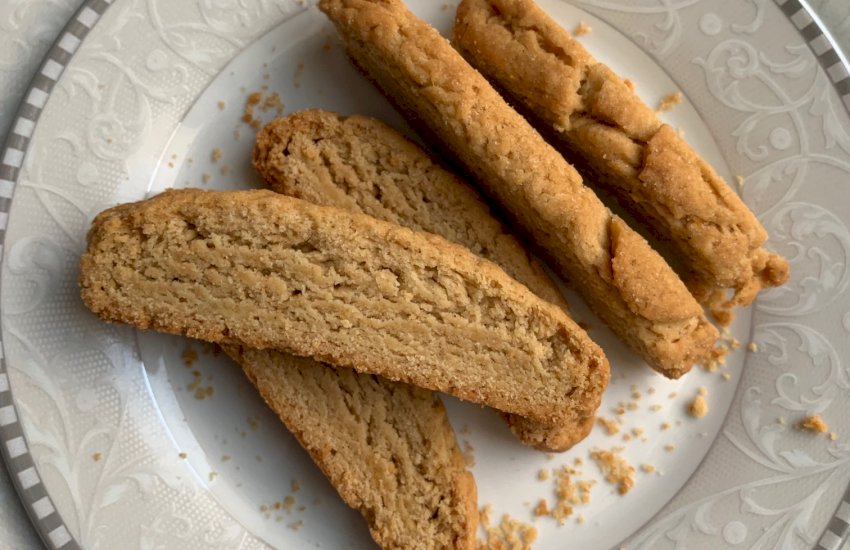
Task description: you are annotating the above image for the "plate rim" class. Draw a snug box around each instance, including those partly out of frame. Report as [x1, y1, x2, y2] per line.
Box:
[0, 0, 848, 549]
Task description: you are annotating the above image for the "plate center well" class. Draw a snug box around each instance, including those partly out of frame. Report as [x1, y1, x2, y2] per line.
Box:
[137, 3, 752, 548]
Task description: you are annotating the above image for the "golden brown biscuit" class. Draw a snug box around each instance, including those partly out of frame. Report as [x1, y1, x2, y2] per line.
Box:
[80, 188, 609, 425]
[226, 345, 477, 550]
[319, 0, 718, 377]
[452, 0, 789, 307]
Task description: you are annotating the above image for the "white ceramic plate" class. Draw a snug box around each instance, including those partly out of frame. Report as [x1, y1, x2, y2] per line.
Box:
[1, 1, 850, 548]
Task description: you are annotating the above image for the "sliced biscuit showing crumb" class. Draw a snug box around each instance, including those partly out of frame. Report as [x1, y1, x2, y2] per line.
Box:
[80, 188, 608, 426]
[227, 346, 477, 549]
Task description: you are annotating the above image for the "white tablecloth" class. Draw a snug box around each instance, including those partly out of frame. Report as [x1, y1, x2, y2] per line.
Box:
[1, 1, 849, 548]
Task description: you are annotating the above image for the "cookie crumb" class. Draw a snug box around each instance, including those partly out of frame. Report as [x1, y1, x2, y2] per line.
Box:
[574, 21, 592, 36]
[93, 452, 102, 462]
[211, 148, 223, 162]
[660, 422, 671, 431]
[801, 415, 828, 433]
[640, 464, 656, 474]
[597, 416, 620, 435]
[537, 469, 551, 481]
[291, 479, 300, 492]
[202, 173, 212, 184]
[217, 100, 226, 110]
[649, 404, 662, 412]
[747, 341, 759, 353]
[287, 520, 303, 531]
[721, 372, 731, 381]
[664, 444, 675, 452]
[689, 395, 709, 418]
[182, 348, 198, 368]
[657, 91, 683, 112]
[590, 449, 634, 495]
[533, 499, 549, 517]
[736, 175, 745, 190]
[178, 452, 187, 459]
[829, 432, 838, 441]
[777, 416, 786, 425]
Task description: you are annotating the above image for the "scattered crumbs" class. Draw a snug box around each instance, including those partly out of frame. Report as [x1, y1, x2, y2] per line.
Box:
[777, 416, 786, 425]
[551, 466, 594, 525]
[613, 406, 626, 416]
[621, 433, 632, 442]
[660, 422, 671, 431]
[463, 440, 476, 467]
[624, 78, 635, 91]
[574, 21, 592, 36]
[736, 175, 745, 190]
[631, 427, 645, 440]
[668, 392, 678, 399]
[202, 173, 212, 184]
[182, 348, 198, 368]
[208, 471, 218, 482]
[829, 432, 838, 441]
[179, 452, 187, 459]
[217, 100, 226, 110]
[288, 520, 303, 531]
[649, 404, 662, 412]
[576, 514, 586, 525]
[261, 92, 285, 115]
[640, 464, 656, 474]
[631, 390, 642, 400]
[722, 372, 732, 381]
[747, 341, 759, 353]
[657, 91, 683, 112]
[221, 454, 231, 462]
[538, 469, 551, 481]
[590, 449, 634, 495]
[574, 457, 584, 467]
[626, 402, 639, 411]
[283, 495, 295, 511]
[801, 415, 829, 434]
[597, 416, 620, 435]
[93, 452, 102, 462]
[533, 499, 549, 517]
[211, 148, 223, 162]
[484, 513, 538, 550]
[291, 479, 300, 493]
[664, 444, 675, 452]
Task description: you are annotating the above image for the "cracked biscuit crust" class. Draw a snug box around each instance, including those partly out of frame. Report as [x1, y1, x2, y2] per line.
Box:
[319, 0, 717, 377]
[453, 0, 789, 302]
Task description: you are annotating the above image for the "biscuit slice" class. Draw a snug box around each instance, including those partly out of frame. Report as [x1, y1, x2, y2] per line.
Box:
[225, 345, 477, 549]
[254, 109, 568, 313]
[80, 188, 609, 425]
[452, 0, 789, 306]
[254, 110, 584, 450]
[318, 0, 717, 378]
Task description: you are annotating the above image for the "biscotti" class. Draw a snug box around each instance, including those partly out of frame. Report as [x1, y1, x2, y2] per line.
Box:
[253, 109, 583, 451]
[253, 109, 568, 312]
[80, 188, 608, 425]
[318, 0, 718, 378]
[226, 345, 477, 550]
[452, 0, 789, 306]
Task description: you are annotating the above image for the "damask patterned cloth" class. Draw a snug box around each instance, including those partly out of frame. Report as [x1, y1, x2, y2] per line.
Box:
[0, 1, 849, 548]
